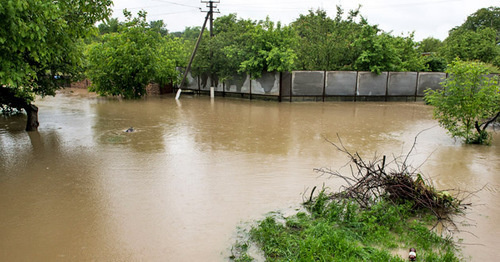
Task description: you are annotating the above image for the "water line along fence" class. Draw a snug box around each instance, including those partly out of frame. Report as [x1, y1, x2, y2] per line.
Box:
[178, 71, 453, 102]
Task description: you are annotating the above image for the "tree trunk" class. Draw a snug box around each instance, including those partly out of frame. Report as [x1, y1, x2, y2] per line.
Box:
[24, 104, 39, 131]
[0, 86, 39, 131]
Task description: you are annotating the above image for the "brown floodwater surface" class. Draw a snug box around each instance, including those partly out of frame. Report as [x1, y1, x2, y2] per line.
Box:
[1, 88, 499, 261]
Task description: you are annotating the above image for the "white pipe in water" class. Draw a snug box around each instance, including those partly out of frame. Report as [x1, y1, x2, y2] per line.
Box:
[175, 89, 182, 100]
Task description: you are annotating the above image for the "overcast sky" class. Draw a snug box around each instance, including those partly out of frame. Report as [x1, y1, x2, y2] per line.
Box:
[110, 0, 499, 41]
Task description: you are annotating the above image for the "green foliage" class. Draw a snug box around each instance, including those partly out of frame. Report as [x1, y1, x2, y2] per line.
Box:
[193, 15, 296, 81]
[192, 7, 432, 79]
[418, 38, 446, 72]
[353, 20, 426, 74]
[238, 17, 297, 78]
[193, 14, 252, 81]
[0, 0, 112, 108]
[97, 18, 122, 35]
[392, 33, 427, 72]
[148, 20, 168, 36]
[291, 7, 363, 71]
[232, 196, 460, 261]
[441, 27, 500, 66]
[418, 37, 443, 53]
[440, 7, 500, 67]
[86, 11, 183, 98]
[423, 55, 447, 72]
[425, 59, 500, 144]
[454, 6, 500, 42]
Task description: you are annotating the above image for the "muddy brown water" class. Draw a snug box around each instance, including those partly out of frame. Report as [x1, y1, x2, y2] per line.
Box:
[1, 88, 499, 261]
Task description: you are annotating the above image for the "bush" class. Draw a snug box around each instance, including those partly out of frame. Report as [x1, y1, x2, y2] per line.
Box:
[425, 59, 500, 144]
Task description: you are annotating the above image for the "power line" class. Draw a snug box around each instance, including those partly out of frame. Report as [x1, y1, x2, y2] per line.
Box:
[200, 1, 220, 37]
[151, 0, 200, 9]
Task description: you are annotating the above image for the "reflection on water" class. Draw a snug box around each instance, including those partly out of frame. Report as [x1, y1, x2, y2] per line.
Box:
[0, 88, 498, 261]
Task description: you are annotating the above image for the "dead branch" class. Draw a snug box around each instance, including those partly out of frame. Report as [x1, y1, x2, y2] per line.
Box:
[314, 134, 474, 225]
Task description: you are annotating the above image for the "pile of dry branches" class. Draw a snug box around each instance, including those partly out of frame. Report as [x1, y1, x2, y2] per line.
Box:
[314, 135, 471, 221]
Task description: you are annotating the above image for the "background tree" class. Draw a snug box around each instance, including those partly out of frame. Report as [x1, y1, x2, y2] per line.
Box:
[392, 33, 427, 72]
[353, 20, 426, 74]
[291, 9, 335, 71]
[441, 27, 500, 66]
[149, 20, 169, 37]
[86, 11, 183, 98]
[418, 37, 443, 53]
[418, 38, 446, 72]
[98, 18, 122, 35]
[192, 14, 255, 83]
[0, 0, 112, 131]
[425, 59, 500, 145]
[238, 17, 297, 78]
[440, 6, 500, 68]
[192, 14, 296, 82]
[291, 7, 363, 71]
[456, 6, 500, 41]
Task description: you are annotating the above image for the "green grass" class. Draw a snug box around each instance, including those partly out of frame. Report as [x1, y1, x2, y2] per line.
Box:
[231, 190, 461, 261]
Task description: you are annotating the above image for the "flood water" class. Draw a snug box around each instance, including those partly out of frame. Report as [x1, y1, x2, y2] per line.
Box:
[1, 88, 499, 261]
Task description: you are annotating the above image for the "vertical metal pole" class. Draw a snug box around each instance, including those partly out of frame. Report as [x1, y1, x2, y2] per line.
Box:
[209, 1, 214, 38]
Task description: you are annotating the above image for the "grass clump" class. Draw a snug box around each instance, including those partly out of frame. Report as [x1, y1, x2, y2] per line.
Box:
[231, 190, 460, 261]
[230, 137, 467, 261]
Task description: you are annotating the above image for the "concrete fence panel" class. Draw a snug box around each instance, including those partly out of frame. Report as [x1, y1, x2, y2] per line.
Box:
[178, 69, 454, 100]
[225, 74, 250, 93]
[325, 71, 357, 96]
[292, 71, 324, 96]
[417, 72, 446, 96]
[388, 72, 418, 96]
[251, 72, 280, 95]
[357, 72, 387, 96]
[185, 71, 198, 90]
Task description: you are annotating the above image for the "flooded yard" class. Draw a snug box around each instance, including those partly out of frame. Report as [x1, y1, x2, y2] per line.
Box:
[1, 88, 498, 261]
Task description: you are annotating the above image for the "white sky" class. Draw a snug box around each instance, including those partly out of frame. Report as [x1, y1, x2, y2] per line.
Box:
[110, 0, 499, 41]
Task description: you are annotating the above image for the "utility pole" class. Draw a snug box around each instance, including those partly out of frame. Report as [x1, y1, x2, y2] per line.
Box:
[201, 0, 219, 38]
[201, 1, 219, 88]
[176, 1, 220, 100]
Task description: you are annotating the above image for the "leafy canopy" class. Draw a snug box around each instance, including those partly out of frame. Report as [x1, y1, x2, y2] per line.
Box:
[440, 6, 500, 68]
[0, 0, 112, 107]
[192, 14, 297, 82]
[425, 59, 500, 144]
[292, 7, 363, 71]
[86, 11, 184, 99]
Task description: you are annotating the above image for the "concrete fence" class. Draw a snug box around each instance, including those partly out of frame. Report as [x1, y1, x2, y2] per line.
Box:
[181, 71, 451, 102]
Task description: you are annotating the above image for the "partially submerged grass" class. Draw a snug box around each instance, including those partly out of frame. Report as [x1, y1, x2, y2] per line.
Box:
[230, 190, 461, 261]
[230, 136, 468, 261]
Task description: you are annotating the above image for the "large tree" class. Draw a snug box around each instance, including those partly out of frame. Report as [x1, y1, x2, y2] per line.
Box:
[441, 27, 500, 66]
[0, 0, 112, 131]
[456, 6, 500, 40]
[440, 6, 500, 67]
[192, 14, 254, 82]
[86, 11, 183, 98]
[238, 17, 297, 78]
[192, 14, 296, 82]
[291, 7, 363, 71]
